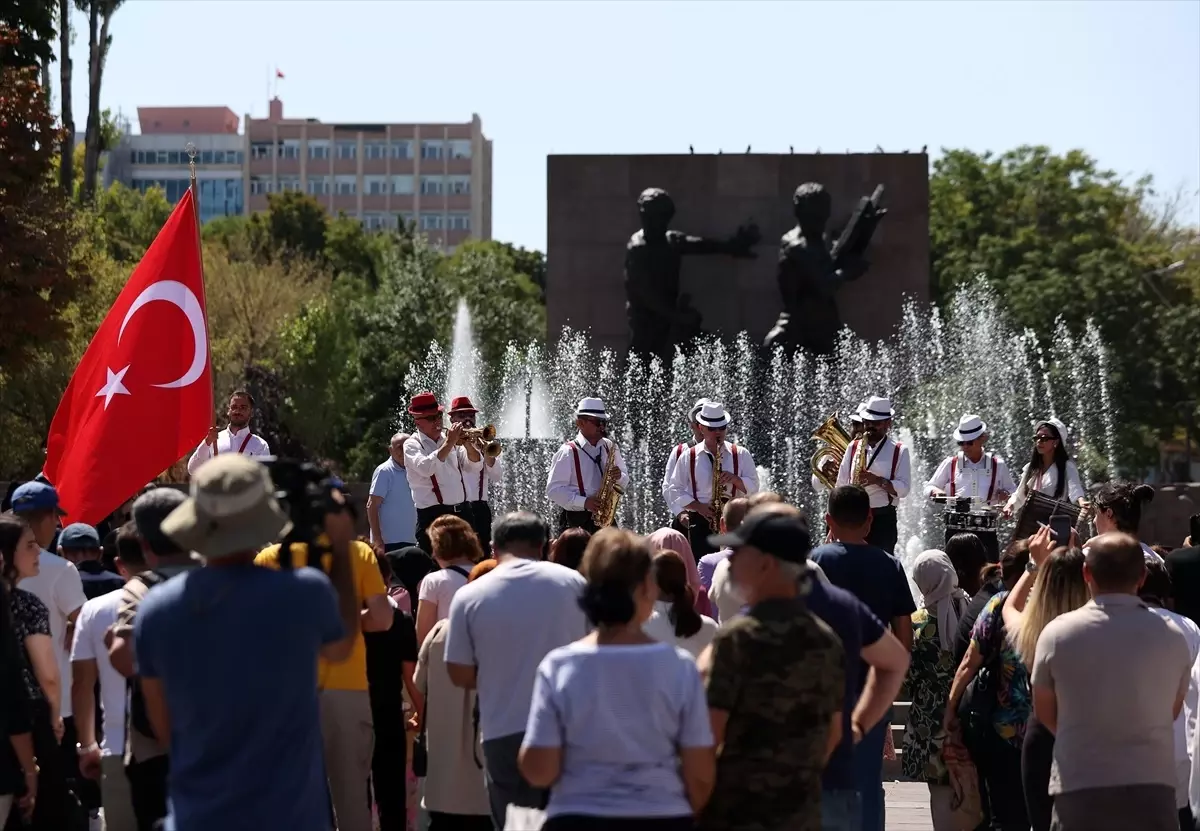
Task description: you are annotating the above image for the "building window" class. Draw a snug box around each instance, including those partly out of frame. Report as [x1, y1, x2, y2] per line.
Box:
[307, 176, 330, 196]
[420, 175, 444, 196]
[447, 212, 471, 231]
[250, 177, 272, 195]
[390, 140, 412, 159]
[362, 212, 390, 231]
[279, 140, 301, 160]
[309, 140, 330, 160]
[447, 175, 471, 195]
[421, 140, 444, 160]
[449, 139, 472, 159]
[277, 176, 301, 193]
[420, 213, 443, 231]
[391, 174, 414, 195]
[364, 175, 388, 195]
[334, 175, 356, 195]
[364, 142, 388, 160]
[250, 142, 273, 160]
[336, 140, 357, 160]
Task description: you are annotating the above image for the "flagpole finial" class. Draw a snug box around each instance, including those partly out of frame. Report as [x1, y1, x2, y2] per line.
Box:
[186, 143, 198, 185]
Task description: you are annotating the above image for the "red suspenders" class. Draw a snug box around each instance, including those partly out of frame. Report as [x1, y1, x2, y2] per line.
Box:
[214, 431, 254, 457]
[689, 443, 741, 501]
[569, 443, 585, 497]
[949, 453, 998, 501]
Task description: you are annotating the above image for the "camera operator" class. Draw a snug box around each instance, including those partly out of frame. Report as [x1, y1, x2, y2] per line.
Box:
[131, 455, 361, 831]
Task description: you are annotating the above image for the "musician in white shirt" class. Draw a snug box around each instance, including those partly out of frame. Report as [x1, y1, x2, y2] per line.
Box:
[835, 395, 911, 554]
[186, 389, 270, 475]
[925, 414, 1015, 560]
[1003, 417, 1087, 519]
[666, 401, 759, 558]
[403, 391, 484, 554]
[661, 397, 709, 523]
[546, 397, 629, 535]
[448, 395, 503, 551]
[812, 403, 866, 495]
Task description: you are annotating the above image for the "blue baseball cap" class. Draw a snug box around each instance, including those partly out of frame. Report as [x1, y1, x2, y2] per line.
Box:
[58, 522, 101, 550]
[10, 481, 67, 516]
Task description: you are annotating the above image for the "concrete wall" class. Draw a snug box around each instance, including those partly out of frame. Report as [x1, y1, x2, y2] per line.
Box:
[546, 152, 931, 353]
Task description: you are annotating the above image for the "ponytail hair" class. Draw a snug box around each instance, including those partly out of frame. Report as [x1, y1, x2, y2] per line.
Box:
[653, 550, 703, 638]
[1094, 481, 1155, 535]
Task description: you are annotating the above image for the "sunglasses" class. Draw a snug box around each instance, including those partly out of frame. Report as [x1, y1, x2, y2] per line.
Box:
[1033, 435, 1056, 444]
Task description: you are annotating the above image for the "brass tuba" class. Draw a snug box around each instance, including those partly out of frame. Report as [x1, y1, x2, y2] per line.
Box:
[460, 424, 502, 458]
[591, 439, 624, 528]
[810, 415, 851, 490]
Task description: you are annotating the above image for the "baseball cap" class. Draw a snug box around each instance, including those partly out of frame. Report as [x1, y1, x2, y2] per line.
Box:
[11, 480, 67, 516]
[58, 522, 101, 550]
[161, 455, 291, 560]
[708, 512, 812, 564]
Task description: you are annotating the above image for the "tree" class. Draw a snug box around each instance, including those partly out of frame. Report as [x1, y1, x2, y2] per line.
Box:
[77, 0, 121, 202]
[443, 240, 547, 366]
[58, 0, 72, 194]
[95, 181, 172, 263]
[264, 190, 328, 263]
[930, 146, 1200, 472]
[0, 27, 84, 367]
[0, 0, 55, 71]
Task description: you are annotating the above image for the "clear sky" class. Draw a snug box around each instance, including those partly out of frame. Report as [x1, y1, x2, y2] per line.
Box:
[68, 0, 1199, 251]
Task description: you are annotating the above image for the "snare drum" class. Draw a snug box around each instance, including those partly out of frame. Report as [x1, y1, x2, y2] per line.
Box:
[943, 509, 999, 533]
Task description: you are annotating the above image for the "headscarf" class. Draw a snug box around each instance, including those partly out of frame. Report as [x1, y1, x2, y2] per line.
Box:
[647, 527, 711, 617]
[912, 549, 968, 650]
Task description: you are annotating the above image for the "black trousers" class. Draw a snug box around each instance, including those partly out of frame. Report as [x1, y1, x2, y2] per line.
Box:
[558, 510, 600, 536]
[469, 500, 493, 554]
[683, 511, 718, 560]
[945, 528, 1001, 563]
[126, 754, 169, 831]
[867, 505, 899, 554]
[415, 504, 473, 554]
[4, 699, 80, 831]
[370, 725, 407, 831]
[1023, 715, 1055, 831]
[427, 813, 493, 830]
[974, 730, 1028, 831]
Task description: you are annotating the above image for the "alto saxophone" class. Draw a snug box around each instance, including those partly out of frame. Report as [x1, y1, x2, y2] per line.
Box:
[851, 432, 870, 484]
[591, 439, 625, 528]
[709, 444, 726, 533]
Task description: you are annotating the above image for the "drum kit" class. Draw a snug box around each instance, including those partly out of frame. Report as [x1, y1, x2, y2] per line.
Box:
[932, 490, 1091, 561]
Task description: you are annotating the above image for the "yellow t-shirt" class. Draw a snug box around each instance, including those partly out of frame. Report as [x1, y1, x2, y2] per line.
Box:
[254, 539, 387, 692]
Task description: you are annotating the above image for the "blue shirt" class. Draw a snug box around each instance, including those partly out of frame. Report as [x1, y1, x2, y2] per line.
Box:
[697, 549, 731, 592]
[369, 459, 418, 546]
[811, 542, 917, 627]
[524, 641, 712, 818]
[134, 564, 344, 831]
[807, 579, 886, 790]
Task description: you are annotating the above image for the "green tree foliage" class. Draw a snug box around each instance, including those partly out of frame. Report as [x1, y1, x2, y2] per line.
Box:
[95, 182, 172, 263]
[930, 146, 1200, 471]
[0, 0, 55, 70]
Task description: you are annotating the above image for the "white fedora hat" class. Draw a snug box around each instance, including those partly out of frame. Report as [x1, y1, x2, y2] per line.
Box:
[696, 401, 731, 429]
[860, 396, 895, 422]
[849, 401, 867, 424]
[575, 397, 609, 420]
[689, 397, 711, 424]
[953, 414, 988, 443]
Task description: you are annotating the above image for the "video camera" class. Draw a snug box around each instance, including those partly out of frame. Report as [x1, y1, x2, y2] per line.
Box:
[261, 458, 350, 570]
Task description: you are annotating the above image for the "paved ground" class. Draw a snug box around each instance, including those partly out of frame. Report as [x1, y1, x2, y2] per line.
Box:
[886, 781, 933, 830]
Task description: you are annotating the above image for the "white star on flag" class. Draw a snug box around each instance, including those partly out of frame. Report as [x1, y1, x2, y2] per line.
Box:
[95, 366, 132, 409]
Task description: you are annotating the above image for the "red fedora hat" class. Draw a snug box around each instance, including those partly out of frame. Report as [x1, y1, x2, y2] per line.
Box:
[449, 396, 479, 414]
[407, 391, 444, 416]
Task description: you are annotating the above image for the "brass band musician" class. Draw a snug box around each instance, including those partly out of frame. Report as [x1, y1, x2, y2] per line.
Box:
[546, 397, 629, 534]
[403, 391, 483, 553]
[666, 401, 759, 559]
[662, 397, 709, 533]
[811, 403, 865, 494]
[448, 395, 503, 551]
[835, 395, 910, 554]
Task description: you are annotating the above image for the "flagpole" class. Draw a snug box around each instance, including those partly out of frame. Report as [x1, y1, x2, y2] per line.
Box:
[186, 143, 215, 444]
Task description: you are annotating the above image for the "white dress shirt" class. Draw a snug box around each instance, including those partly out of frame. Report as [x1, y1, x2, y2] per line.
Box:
[1149, 606, 1200, 809]
[661, 441, 697, 507]
[465, 456, 504, 502]
[666, 441, 759, 518]
[546, 435, 629, 512]
[834, 434, 912, 509]
[403, 431, 482, 509]
[186, 426, 270, 474]
[1005, 459, 1086, 514]
[924, 451, 1016, 505]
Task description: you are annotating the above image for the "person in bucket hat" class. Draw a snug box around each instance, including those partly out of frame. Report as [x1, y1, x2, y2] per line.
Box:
[1003, 416, 1088, 520]
[136, 454, 363, 831]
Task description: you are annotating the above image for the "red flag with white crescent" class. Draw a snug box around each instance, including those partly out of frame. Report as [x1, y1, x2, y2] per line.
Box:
[43, 189, 211, 524]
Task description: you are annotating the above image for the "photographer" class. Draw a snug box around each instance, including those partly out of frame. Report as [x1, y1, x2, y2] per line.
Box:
[132, 455, 361, 831]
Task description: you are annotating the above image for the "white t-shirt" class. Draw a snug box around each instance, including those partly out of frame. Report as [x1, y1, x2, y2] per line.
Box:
[444, 558, 589, 740]
[418, 563, 472, 624]
[70, 588, 127, 756]
[19, 550, 87, 718]
[1149, 606, 1200, 808]
[708, 558, 744, 625]
[642, 601, 718, 658]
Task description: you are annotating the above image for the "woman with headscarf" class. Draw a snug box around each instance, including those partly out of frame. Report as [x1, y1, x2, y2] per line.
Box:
[647, 527, 713, 617]
[904, 550, 971, 829]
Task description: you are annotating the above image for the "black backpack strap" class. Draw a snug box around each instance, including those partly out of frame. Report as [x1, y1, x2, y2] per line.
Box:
[447, 565, 471, 579]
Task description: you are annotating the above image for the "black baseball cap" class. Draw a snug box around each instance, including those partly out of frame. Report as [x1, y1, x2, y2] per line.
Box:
[708, 512, 812, 564]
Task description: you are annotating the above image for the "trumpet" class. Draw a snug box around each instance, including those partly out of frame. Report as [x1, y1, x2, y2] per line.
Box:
[458, 424, 502, 458]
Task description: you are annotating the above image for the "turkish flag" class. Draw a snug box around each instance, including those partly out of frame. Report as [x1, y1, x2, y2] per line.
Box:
[44, 188, 211, 524]
[275, 69, 284, 79]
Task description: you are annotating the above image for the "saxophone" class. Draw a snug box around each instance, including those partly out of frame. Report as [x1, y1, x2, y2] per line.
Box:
[591, 439, 625, 528]
[851, 432, 870, 484]
[709, 444, 726, 533]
